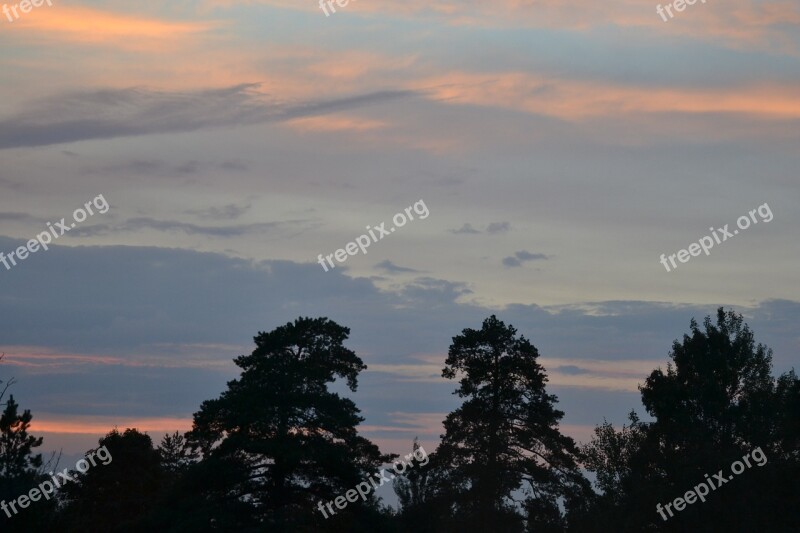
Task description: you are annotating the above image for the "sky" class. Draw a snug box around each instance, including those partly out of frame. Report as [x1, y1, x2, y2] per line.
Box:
[0, 0, 799, 481]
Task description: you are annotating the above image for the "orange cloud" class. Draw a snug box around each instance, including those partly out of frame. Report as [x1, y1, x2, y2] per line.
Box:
[7, 5, 215, 50]
[414, 72, 800, 120]
[285, 114, 388, 132]
[0, 346, 234, 370]
[204, 0, 800, 52]
[368, 356, 660, 392]
[30, 414, 192, 435]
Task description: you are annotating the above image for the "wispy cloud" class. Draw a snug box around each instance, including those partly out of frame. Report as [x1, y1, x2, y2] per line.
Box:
[229, 0, 800, 52]
[487, 222, 511, 234]
[0, 85, 419, 150]
[369, 357, 657, 392]
[6, 5, 215, 51]
[375, 260, 423, 274]
[503, 250, 548, 267]
[449, 223, 481, 234]
[30, 415, 192, 435]
[185, 202, 252, 221]
[449, 222, 512, 235]
[70, 217, 315, 238]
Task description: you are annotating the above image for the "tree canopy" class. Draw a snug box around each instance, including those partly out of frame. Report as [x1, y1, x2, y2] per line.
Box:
[1, 311, 797, 532]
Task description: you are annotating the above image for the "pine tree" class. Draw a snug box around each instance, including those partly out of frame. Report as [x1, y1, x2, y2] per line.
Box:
[434, 316, 589, 532]
[0, 357, 54, 532]
[185, 317, 393, 531]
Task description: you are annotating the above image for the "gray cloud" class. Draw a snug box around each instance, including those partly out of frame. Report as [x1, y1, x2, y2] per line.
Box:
[555, 365, 589, 375]
[515, 251, 548, 261]
[185, 202, 252, 221]
[0, 212, 41, 222]
[375, 260, 422, 274]
[93, 159, 251, 177]
[449, 223, 481, 235]
[0, 85, 420, 150]
[69, 216, 314, 238]
[450, 222, 512, 235]
[396, 277, 473, 308]
[219, 160, 249, 172]
[487, 222, 511, 234]
[503, 250, 549, 267]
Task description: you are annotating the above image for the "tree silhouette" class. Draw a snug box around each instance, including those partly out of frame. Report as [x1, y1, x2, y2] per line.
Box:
[0, 396, 43, 487]
[185, 317, 393, 531]
[157, 431, 196, 477]
[0, 357, 56, 532]
[60, 428, 163, 532]
[579, 308, 800, 531]
[575, 411, 649, 530]
[433, 316, 589, 532]
[393, 438, 450, 532]
[3, 311, 797, 532]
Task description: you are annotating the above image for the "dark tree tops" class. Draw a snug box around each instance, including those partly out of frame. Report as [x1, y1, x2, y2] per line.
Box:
[578, 308, 800, 532]
[435, 315, 588, 532]
[185, 317, 390, 530]
[0, 395, 43, 481]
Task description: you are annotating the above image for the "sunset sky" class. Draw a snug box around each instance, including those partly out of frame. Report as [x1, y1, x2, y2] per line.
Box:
[1, 0, 798, 471]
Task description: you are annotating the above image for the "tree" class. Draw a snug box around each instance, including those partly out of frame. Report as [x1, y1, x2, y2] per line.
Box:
[0, 355, 41, 484]
[573, 412, 650, 530]
[60, 428, 164, 532]
[393, 439, 450, 532]
[157, 431, 195, 477]
[0, 356, 56, 532]
[0, 395, 43, 487]
[433, 316, 589, 532]
[580, 308, 800, 531]
[185, 317, 393, 531]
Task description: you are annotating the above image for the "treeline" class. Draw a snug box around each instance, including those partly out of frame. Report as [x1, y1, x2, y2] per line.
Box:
[0, 309, 798, 532]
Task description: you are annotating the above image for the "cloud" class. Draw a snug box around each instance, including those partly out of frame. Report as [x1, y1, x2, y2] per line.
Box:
[230, 0, 800, 52]
[515, 251, 548, 261]
[185, 202, 252, 221]
[555, 365, 589, 375]
[369, 357, 658, 392]
[396, 277, 474, 307]
[6, 5, 215, 51]
[69, 216, 313, 238]
[449, 222, 512, 235]
[0, 85, 420, 150]
[414, 71, 800, 122]
[285, 115, 388, 133]
[0, 212, 41, 222]
[94, 159, 251, 177]
[503, 250, 548, 267]
[375, 260, 422, 274]
[30, 415, 192, 435]
[486, 222, 511, 234]
[449, 223, 481, 234]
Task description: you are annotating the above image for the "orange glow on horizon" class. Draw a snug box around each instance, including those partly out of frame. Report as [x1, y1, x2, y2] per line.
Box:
[30, 416, 193, 435]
